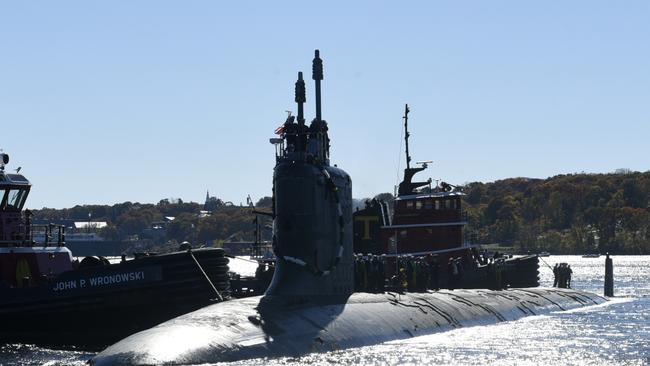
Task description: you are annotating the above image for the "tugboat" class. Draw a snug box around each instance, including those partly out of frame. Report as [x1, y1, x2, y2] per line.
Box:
[353, 105, 539, 289]
[0, 152, 230, 348]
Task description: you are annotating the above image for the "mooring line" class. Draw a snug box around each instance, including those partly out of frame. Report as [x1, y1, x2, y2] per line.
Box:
[189, 250, 224, 302]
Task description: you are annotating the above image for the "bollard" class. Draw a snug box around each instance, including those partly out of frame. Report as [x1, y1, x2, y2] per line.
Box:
[604, 253, 614, 297]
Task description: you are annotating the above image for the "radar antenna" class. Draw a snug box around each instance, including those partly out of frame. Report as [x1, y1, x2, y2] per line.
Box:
[0, 151, 8, 172]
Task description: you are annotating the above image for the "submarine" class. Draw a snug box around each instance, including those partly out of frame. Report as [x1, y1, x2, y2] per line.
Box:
[90, 50, 606, 365]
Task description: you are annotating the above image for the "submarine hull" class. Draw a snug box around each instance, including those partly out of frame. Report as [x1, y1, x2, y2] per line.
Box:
[90, 287, 605, 365]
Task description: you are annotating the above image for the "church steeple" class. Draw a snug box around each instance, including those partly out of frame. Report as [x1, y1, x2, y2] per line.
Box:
[204, 190, 211, 210]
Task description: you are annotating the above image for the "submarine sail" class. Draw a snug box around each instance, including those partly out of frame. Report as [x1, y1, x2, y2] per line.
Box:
[267, 50, 353, 299]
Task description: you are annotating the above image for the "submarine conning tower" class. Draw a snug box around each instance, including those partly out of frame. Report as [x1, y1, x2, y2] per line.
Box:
[267, 50, 353, 300]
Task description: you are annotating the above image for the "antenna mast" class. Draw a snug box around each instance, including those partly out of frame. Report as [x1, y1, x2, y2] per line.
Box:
[403, 104, 411, 169]
[295, 72, 306, 126]
[313, 50, 323, 122]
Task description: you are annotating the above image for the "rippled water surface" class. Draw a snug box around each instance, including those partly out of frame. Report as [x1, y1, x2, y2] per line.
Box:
[2, 256, 649, 366]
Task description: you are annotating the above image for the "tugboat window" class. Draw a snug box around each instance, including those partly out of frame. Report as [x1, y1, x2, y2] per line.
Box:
[406, 201, 413, 209]
[435, 200, 441, 210]
[415, 201, 422, 209]
[6, 189, 27, 211]
[0, 190, 7, 210]
[424, 200, 433, 209]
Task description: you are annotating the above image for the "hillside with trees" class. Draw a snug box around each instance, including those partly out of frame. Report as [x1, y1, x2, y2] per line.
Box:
[460, 170, 650, 254]
[31, 197, 273, 253]
[31, 171, 650, 255]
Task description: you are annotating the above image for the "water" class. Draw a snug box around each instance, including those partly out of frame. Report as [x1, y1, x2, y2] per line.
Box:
[2, 256, 649, 366]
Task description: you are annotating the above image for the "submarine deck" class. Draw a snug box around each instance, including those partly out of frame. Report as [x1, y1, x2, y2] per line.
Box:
[91, 287, 606, 365]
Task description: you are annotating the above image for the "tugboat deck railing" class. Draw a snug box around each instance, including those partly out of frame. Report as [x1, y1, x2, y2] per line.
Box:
[381, 221, 468, 230]
[0, 224, 66, 247]
[390, 210, 470, 227]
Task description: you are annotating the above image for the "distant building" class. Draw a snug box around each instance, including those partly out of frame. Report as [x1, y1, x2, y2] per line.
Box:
[204, 190, 226, 211]
[32, 219, 120, 256]
[222, 241, 254, 256]
[33, 219, 107, 236]
[222, 240, 273, 258]
[74, 221, 108, 230]
[141, 216, 175, 242]
[33, 219, 75, 230]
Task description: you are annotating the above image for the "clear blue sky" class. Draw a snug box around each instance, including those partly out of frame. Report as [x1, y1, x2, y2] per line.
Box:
[1, 1, 648, 209]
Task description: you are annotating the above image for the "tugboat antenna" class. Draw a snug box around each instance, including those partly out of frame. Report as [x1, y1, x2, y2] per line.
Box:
[403, 104, 411, 169]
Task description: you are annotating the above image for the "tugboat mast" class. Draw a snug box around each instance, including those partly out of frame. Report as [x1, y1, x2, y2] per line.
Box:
[403, 104, 411, 169]
[397, 105, 431, 196]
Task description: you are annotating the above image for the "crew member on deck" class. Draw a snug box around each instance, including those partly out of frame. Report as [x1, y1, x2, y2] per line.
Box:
[428, 255, 440, 291]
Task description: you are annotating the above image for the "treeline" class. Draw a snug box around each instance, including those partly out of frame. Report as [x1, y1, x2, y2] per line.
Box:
[460, 171, 650, 254]
[32, 197, 273, 252]
[33, 171, 650, 255]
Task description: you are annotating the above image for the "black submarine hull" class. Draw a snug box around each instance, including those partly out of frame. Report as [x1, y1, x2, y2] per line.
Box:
[90, 287, 606, 365]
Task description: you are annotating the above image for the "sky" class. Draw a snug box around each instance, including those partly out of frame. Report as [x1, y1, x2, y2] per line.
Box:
[1, 1, 648, 209]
